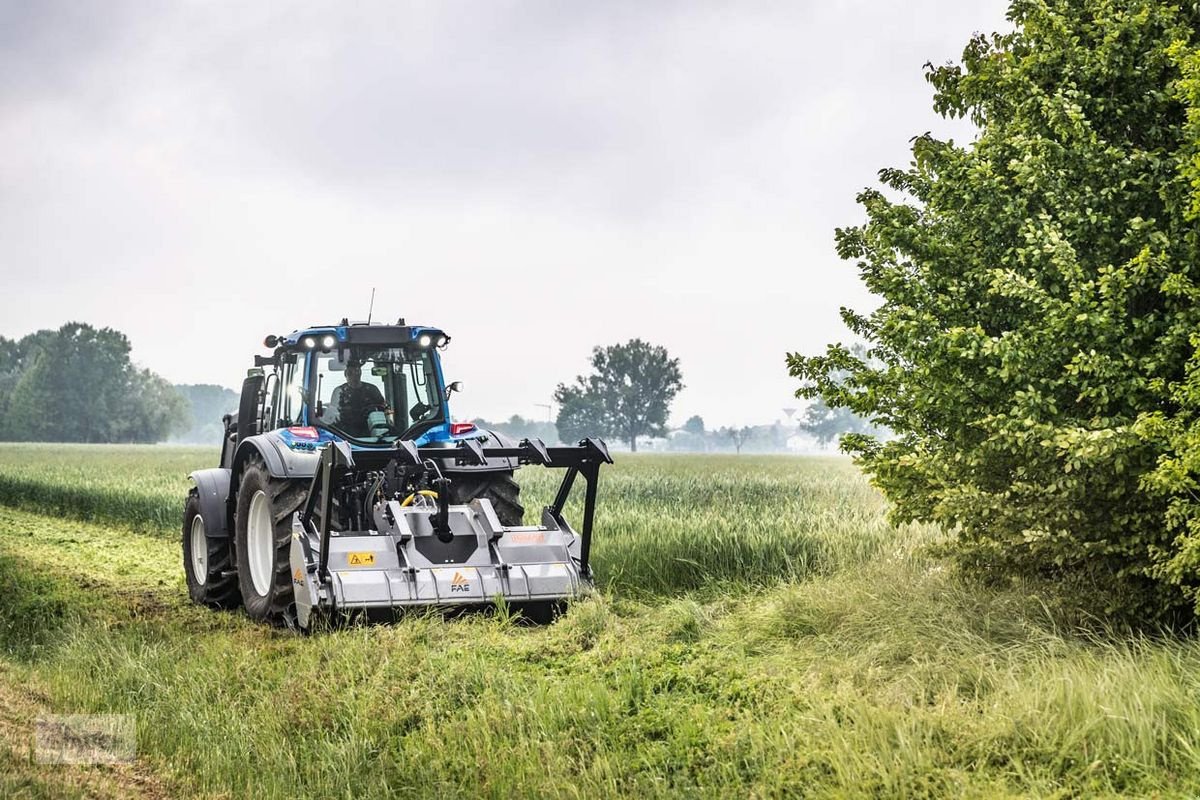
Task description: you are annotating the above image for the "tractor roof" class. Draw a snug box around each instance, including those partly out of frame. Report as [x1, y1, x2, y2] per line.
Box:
[277, 321, 448, 349]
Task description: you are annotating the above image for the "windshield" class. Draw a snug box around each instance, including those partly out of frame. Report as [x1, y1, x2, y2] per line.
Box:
[311, 346, 443, 442]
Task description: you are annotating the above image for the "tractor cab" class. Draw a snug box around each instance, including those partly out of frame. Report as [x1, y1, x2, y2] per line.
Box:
[222, 320, 474, 468]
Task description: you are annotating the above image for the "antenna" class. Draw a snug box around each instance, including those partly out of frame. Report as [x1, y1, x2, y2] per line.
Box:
[366, 287, 376, 324]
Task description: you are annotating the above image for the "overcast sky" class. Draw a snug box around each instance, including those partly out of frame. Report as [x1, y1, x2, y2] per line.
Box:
[0, 0, 1010, 429]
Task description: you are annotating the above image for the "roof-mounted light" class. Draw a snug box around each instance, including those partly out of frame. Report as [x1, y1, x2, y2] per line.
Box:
[303, 337, 316, 349]
[321, 335, 335, 350]
[418, 334, 432, 347]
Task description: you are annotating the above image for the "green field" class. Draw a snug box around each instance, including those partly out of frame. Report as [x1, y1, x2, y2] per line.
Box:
[2, 445, 1200, 798]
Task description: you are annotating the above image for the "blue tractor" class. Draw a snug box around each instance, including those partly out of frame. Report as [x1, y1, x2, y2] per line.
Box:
[182, 320, 611, 628]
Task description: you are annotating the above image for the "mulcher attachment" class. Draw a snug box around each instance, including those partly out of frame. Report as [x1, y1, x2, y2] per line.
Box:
[289, 437, 612, 630]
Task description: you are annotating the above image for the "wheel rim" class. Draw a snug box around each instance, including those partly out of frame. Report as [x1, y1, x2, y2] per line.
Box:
[190, 514, 207, 586]
[247, 490, 274, 597]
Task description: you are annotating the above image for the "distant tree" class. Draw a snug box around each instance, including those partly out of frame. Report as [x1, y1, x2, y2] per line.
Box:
[121, 370, 189, 443]
[553, 339, 683, 451]
[801, 397, 880, 447]
[472, 414, 560, 445]
[554, 385, 608, 446]
[173, 384, 239, 445]
[1, 322, 185, 443]
[683, 415, 705, 435]
[724, 426, 754, 455]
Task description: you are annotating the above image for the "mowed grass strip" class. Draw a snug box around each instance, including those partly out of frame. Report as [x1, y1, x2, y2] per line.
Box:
[0, 445, 921, 595]
[1, 505, 1200, 797]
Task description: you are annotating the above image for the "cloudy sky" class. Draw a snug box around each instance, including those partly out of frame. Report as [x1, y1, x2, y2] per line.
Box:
[0, 0, 1009, 428]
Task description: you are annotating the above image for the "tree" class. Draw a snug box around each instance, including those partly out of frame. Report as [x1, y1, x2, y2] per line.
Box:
[800, 399, 880, 448]
[788, 2, 1200, 622]
[471, 414, 560, 445]
[683, 415, 705, 435]
[1, 322, 186, 443]
[724, 426, 753, 455]
[173, 384, 239, 445]
[553, 339, 683, 451]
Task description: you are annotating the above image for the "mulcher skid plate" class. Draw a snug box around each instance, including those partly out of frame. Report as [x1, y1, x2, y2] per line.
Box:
[289, 437, 611, 630]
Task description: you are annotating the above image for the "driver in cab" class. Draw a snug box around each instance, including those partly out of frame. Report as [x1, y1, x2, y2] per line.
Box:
[326, 359, 386, 437]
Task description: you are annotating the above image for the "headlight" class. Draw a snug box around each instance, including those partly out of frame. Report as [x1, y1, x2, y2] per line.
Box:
[321, 335, 335, 349]
[418, 334, 432, 347]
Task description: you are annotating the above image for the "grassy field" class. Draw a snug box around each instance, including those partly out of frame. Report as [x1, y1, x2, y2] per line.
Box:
[1, 445, 1200, 797]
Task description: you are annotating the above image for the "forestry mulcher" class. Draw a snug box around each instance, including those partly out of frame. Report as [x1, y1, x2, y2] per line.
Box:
[182, 320, 611, 629]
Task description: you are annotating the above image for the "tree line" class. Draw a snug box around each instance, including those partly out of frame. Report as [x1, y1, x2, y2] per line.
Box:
[0, 323, 187, 443]
[0, 323, 237, 445]
[547, 338, 876, 451]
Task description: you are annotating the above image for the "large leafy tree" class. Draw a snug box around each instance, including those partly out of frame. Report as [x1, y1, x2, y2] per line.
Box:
[554, 339, 683, 451]
[788, 1, 1200, 621]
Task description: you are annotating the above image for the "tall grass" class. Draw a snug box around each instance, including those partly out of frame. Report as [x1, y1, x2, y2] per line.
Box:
[1, 501, 1199, 797]
[0, 445, 924, 594]
[2, 448, 1200, 796]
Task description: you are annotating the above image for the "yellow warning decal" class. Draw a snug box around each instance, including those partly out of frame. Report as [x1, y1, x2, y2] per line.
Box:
[347, 552, 376, 567]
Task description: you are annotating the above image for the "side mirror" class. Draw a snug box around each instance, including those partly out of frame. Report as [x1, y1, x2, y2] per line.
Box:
[445, 381, 463, 401]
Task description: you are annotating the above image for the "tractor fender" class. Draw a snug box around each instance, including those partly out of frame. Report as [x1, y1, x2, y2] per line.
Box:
[231, 431, 322, 486]
[188, 468, 232, 539]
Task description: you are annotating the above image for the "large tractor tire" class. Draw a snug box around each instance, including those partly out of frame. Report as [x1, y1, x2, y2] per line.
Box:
[234, 456, 306, 623]
[182, 489, 241, 608]
[450, 471, 524, 526]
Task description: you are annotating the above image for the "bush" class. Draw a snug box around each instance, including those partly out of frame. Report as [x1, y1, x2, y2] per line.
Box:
[789, 1, 1200, 622]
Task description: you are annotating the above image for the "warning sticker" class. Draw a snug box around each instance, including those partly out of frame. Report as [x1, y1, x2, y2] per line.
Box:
[347, 552, 376, 567]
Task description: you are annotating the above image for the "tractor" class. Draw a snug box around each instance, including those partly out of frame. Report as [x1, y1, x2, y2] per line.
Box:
[182, 319, 610, 629]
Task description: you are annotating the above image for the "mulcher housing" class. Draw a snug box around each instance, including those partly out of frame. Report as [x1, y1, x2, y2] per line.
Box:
[292, 437, 611, 629]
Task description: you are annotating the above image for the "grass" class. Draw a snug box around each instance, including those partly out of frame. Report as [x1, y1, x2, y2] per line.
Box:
[0, 445, 1199, 797]
[0, 444, 912, 595]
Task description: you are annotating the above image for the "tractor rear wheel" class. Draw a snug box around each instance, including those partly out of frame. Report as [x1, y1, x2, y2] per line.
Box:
[182, 489, 241, 608]
[450, 471, 524, 526]
[234, 458, 306, 623]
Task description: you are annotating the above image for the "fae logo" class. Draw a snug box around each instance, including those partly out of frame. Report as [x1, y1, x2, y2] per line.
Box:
[450, 572, 470, 592]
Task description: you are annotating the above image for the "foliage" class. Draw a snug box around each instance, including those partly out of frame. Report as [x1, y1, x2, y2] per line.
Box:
[554, 339, 683, 451]
[1, 323, 187, 444]
[798, 344, 887, 448]
[800, 398, 882, 447]
[683, 415, 705, 434]
[788, 1, 1200, 621]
